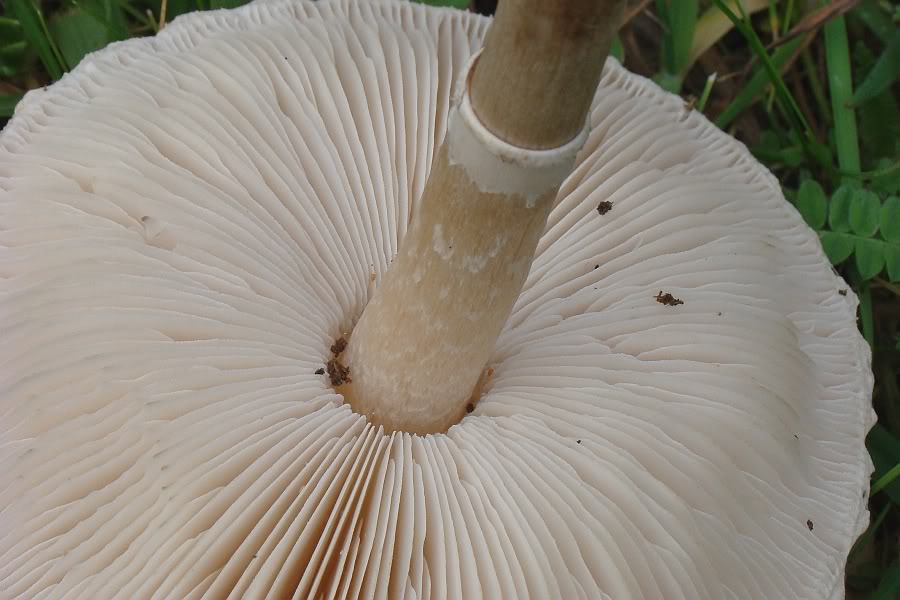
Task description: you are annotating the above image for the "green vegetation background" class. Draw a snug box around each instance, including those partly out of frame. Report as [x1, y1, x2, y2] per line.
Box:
[0, 0, 897, 596]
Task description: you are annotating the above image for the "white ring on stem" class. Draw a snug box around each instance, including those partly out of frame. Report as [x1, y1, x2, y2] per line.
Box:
[447, 49, 590, 207]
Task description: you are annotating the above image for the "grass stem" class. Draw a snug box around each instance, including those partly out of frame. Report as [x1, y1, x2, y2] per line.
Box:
[822, 11, 860, 178]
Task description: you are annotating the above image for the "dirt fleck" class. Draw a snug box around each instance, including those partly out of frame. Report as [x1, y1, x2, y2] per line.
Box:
[806, 519, 814, 531]
[838, 289, 848, 296]
[327, 358, 351, 386]
[793, 434, 799, 440]
[576, 439, 582, 444]
[330, 336, 348, 356]
[594, 264, 599, 270]
[315, 368, 325, 375]
[717, 312, 722, 316]
[596, 201, 613, 215]
[655, 290, 684, 306]
[465, 403, 474, 413]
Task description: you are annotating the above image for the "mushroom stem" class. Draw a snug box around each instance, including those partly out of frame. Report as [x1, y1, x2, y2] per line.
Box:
[471, 0, 625, 149]
[343, 0, 626, 434]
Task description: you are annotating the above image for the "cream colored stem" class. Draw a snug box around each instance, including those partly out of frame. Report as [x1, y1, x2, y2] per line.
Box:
[344, 0, 625, 434]
[471, 0, 625, 149]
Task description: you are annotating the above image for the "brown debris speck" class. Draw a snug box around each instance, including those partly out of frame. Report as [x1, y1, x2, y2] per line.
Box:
[655, 290, 684, 306]
[327, 357, 351, 386]
[596, 201, 613, 215]
[465, 403, 475, 414]
[576, 439, 582, 444]
[806, 519, 814, 531]
[838, 289, 848, 296]
[594, 264, 599, 270]
[314, 368, 325, 375]
[330, 336, 348, 356]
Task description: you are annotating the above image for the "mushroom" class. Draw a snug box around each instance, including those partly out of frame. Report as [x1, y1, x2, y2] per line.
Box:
[0, 0, 873, 598]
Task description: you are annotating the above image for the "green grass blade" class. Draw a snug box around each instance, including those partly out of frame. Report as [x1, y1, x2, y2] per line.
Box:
[855, 48, 900, 163]
[690, 0, 769, 68]
[656, 0, 699, 85]
[855, 0, 895, 44]
[7, 0, 67, 80]
[869, 424, 900, 462]
[73, 0, 129, 42]
[113, 0, 155, 31]
[670, 0, 699, 74]
[0, 16, 23, 39]
[801, 48, 831, 123]
[164, 0, 199, 22]
[0, 40, 27, 78]
[823, 10, 860, 176]
[712, 0, 813, 140]
[852, 30, 900, 106]
[715, 37, 804, 128]
[872, 462, 900, 496]
[49, 10, 110, 69]
[711, 1, 828, 170]
[99, 0, 128, 35]
[0, 93, 24, 117]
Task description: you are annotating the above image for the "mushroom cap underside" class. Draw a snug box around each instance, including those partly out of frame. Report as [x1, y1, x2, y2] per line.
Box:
[0, 0, 874, 598]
